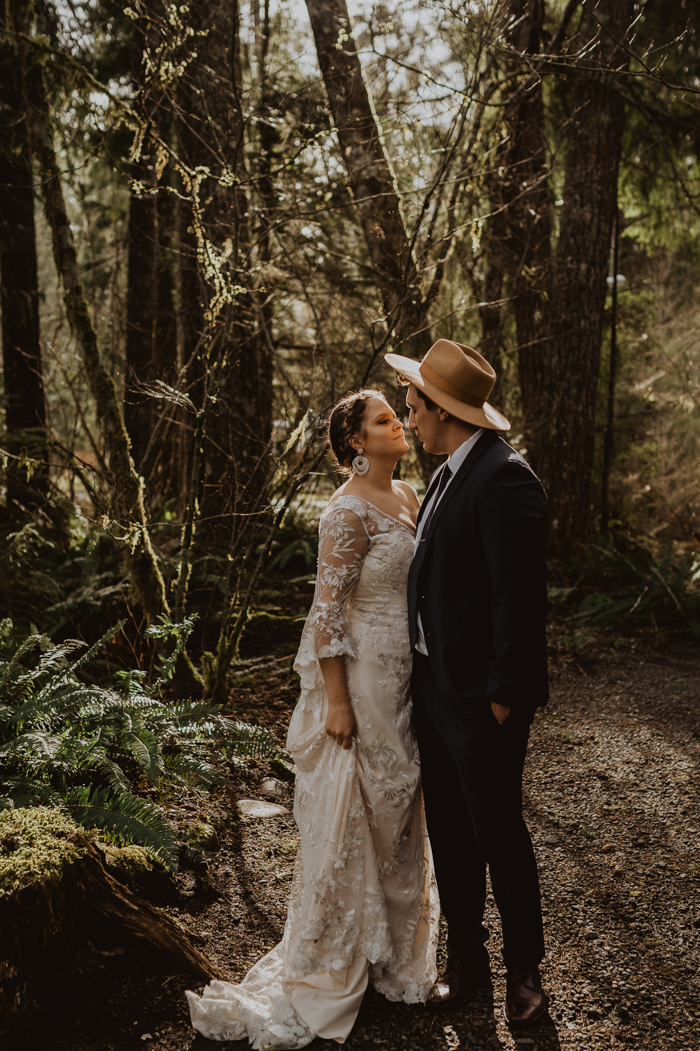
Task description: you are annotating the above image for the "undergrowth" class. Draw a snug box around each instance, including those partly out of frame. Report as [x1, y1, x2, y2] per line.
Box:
[548, 532, 700, 654]
[0, 616, 293, 869]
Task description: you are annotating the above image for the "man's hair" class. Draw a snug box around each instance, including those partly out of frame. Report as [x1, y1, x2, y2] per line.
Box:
[397, 373, 438, 412]
[415, 387, 438, 412]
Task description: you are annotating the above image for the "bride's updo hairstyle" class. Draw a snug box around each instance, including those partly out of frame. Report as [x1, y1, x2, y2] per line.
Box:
[328, 389, 384, 476]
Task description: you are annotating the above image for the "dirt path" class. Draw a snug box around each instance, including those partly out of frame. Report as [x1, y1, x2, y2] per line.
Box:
[6, 642, 700, 1051]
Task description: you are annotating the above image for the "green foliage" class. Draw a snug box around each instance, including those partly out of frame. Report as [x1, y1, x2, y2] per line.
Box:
[0, 521, 126, 641]
[548, 533, 700, 638]
[0, 806, 88, 893]
[0, 618, 234, 868]
[223, 720, 295, 781]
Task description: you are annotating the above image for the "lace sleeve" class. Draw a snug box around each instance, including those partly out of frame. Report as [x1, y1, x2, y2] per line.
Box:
[310, 503, 370, 659]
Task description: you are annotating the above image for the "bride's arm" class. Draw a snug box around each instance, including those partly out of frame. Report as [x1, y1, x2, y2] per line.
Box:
[319, 655, 356, 749]
[310, 504, 370, 749]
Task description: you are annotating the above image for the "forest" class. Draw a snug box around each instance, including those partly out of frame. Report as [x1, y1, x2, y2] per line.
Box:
[1, 0, 699, 1049]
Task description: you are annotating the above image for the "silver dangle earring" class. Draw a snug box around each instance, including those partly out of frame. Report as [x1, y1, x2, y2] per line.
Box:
[351, 447, 370, 476]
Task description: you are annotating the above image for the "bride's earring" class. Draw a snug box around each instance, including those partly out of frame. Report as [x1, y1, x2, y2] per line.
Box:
[351, 447, 370, 476]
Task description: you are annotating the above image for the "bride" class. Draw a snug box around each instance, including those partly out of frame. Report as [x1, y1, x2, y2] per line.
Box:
[187, 389, 438, 1048]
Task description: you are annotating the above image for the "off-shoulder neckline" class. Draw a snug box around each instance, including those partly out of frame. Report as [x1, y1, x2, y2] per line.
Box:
[325, 494, 416, 533]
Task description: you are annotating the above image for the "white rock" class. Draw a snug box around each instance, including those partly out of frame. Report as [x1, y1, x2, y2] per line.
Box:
[260, 778, 283, 799]
[236, 799, 289, 819]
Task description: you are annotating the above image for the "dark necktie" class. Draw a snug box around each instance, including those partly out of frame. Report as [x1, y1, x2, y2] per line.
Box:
[422, 462, 452, 535]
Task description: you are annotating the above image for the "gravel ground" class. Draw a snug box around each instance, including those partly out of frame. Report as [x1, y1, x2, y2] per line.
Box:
[5, 639, 700, 1051]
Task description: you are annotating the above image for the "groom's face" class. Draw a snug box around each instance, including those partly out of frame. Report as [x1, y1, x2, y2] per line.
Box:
[406, 384, 448, 455]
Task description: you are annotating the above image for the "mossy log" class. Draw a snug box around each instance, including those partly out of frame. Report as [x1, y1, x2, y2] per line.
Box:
[0, 809, 221, 1014]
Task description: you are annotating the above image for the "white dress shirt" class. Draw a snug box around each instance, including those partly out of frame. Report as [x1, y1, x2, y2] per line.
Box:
[414, 429, 484, 656]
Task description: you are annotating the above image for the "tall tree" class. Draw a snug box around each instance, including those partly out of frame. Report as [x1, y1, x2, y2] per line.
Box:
[9, 0, 169, 622]
[0, 8, 48, 515]
[123, 158, 157, 473]
[304, 0, 430, 359]
[487, 0, 636, 555]
[534, 0, 635, 553]
[167, 0, 274, 541]
[124, 3, 179, 494]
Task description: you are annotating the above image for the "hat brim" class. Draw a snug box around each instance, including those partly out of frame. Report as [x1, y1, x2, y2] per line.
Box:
[385, 353, 510, 432]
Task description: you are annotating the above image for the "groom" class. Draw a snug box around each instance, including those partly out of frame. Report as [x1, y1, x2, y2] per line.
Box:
[386, 339, 549, 1026]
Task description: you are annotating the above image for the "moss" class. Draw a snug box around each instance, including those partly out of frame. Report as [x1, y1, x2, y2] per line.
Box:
[100, 843, 163, 880]
[0, 807, 88, 894]
[99, 842, 172, 895]
[185, 822, 218, 851]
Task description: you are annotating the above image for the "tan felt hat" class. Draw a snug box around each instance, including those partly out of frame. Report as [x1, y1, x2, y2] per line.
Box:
[385, 339, 510, 431]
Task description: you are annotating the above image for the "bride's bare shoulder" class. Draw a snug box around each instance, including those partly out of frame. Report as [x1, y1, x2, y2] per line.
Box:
[325, 481, 350, 509]
[395, 479, 421, 509]
[323, 483, 365, 518]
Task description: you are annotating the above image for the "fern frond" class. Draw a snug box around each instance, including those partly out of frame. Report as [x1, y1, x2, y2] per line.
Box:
[66, 786, 178, 869]
[33, 622, 125, 702]
[0, 777, 65, 809]
[162, 753, 227, 788]
[0, 731, 64, 759]
[227, 720, 294, 774]
[124, 730, 160, 778]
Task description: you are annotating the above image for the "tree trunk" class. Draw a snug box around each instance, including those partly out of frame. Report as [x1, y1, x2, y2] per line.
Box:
[0, 12, 48, 515]
[10, 0, 169, 621]
[125, 5, 180, 498]
[124, 155, 157, 473]
[0, 834, 221, 1015]
[501, 1, 552, 444]
[304, 0, 429, 357]
[477, 174, 508, 402]
[533, 0, 634, 554]
[173, 0, 274, 541]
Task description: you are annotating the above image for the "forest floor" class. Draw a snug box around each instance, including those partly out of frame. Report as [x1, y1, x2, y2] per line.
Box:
[3, 636, 700, 1051]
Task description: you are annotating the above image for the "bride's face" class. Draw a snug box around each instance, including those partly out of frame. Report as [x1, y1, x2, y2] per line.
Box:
[350, 397, 409, 461]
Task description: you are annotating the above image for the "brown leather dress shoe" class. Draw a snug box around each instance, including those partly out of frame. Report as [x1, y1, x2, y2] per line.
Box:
[504, 966, 549, 1025]
[427, 958, 491, 1007]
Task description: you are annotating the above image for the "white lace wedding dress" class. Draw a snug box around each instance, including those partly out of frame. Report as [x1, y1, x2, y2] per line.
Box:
[187, 496, 439, 1048]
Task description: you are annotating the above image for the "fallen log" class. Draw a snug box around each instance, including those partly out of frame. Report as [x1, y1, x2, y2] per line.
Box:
[0, 807, 222, 1014]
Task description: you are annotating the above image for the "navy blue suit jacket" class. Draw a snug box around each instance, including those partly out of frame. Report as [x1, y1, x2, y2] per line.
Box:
[408, 430, 549, 717]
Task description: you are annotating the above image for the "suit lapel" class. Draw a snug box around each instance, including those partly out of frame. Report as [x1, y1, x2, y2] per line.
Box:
[415, 461, 446, 528]
[412, 431, 499, 574]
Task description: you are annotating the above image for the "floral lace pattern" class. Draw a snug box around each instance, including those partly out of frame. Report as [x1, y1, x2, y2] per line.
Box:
[188, 496, 438, 1047]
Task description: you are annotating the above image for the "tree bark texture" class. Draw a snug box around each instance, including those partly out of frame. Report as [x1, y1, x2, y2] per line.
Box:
[534, 0, 635, 553]
[497, 0, 634, 556]
[0, 836, 221, 1014]
[124, 156, 157, 473]
[304, 0, 430, 356]
[9, 0, 169, 620]
[174, 0, 273, 538]
[125, 4, 180, 496]
[477, 173, 508, 402]
[0, 12, 48, 513]
[501, 1, 553, 434]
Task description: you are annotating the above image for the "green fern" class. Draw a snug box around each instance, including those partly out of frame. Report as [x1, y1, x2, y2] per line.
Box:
[65, 785, 178, 869]
[0, 619, 234, 865]
[0, 619, 297, 864]
[226, 720, 295, 778]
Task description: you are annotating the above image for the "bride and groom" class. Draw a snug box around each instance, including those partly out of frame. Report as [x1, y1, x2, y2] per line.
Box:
[187, 339, 550, 1048]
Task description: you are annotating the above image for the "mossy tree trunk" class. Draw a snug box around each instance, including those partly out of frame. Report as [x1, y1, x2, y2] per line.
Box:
[124, 153, 157, 474]
[9, 0, 169, 623]
[0, 836, 221, 1015]
[0, 8, 49, 516]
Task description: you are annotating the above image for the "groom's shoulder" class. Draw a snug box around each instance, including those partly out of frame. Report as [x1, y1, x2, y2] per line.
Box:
[477, 433, 529, 471]
[474, 434, 544, 490]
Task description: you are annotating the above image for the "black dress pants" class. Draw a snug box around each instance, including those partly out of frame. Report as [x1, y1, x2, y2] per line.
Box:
[411, 652, 545, 970]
